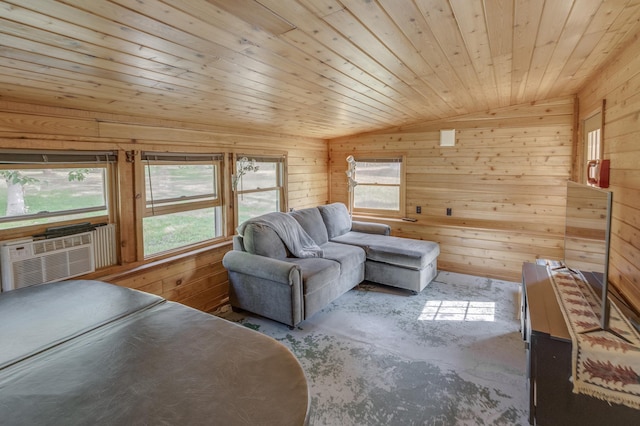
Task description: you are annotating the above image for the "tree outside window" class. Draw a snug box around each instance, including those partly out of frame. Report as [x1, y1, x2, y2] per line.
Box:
[0, 152, 113, 231]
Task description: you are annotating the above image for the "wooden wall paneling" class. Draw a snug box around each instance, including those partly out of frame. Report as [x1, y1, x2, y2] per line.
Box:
[329, 97, 574, 282]
[610, 207, 640, 269]
[578, 24, 640, 313]
[222, 153, 234, 238]
[282, 152, 290, 213]
[0, 101, 329, 312]
[179, 278, 230, 312]
[0, 111, 99, 136]
[610, 262, 640, 316]
[356, 219, 563, 282]
[107, 243, 232, 311]
[0, 101, 273, 140]
[116, 149, 137, 264]
[571, 97, 581, 183]
[161, 261, 228, 300]
[132, 149, 148, 263]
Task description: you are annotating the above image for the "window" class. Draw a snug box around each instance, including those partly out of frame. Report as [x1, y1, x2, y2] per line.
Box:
[234, 155, 286, 225]
[142, 152, 223, 256]
[0, 150, 115, 231]
[585, 111, 602, 163]
[583, 110, 603, 184]
[353, 157, 404, 216]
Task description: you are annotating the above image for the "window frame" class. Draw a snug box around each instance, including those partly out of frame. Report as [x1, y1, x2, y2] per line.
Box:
[233, 153, 287, 228]
[0, 150, 116, 238]
[140, 152, 225, 258]
[584, 110, 603, 181]
[352, 155, 406, 218]
[579, 102, 605, 184]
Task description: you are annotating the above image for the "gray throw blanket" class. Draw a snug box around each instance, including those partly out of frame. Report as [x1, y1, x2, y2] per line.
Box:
[237, 212, 323, 258]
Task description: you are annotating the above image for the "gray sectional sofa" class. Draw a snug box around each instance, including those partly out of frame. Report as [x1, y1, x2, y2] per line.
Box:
[222, 203, 439, 327]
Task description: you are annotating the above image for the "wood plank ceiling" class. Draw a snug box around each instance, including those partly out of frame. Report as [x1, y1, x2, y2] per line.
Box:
[1, 0, 639, 139]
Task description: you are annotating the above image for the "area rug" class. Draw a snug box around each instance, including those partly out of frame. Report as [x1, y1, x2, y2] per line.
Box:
[215, 271, 529, 425]
[548, 267, 640, 409]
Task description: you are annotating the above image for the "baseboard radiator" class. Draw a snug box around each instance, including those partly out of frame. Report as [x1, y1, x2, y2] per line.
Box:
[92, 224, 117, 270]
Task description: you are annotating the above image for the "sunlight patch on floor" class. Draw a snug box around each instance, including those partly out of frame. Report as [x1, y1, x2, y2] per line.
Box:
[418, 300, 496, 321]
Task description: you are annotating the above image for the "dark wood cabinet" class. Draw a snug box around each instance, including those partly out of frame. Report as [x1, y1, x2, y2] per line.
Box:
[521, 262, 640, 425]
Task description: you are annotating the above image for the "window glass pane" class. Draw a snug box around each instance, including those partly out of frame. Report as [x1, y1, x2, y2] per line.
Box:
[142, 156, 222, 257]
[354, 185, 400, 210]
[145, 164, 216, 207]
[236, 159, 277, 191]
[0, 167, 108, 229]
[584, 112, 602, 171]
[355, 161, 400, 184]
[237, 190, 280, 224]
[143, 207, 221, 256]
[235, 155, 285, 225]
[587, 129, 600, 161]
[352, 158, 402, 214]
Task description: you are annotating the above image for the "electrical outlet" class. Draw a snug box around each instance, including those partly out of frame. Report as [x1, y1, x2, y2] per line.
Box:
[446, 208, 452, 216]
[416, 206, 421, 214]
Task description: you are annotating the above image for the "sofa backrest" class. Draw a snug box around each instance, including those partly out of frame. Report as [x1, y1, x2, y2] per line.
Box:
[289, 207, 329, 245]
[317, 203, 352, 239]
[241, 222, 289, 260]
[237, 203, 351, 256]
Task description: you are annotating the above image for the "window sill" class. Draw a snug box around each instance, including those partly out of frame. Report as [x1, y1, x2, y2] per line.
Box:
[84, 238, 233, 282]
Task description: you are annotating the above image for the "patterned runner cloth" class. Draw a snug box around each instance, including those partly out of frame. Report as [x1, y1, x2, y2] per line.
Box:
[547, 265, 640, 409]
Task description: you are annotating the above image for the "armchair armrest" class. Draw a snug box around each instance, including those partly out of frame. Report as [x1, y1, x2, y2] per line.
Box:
[351, 220, 391, 236]
[222, 251, 300, 285]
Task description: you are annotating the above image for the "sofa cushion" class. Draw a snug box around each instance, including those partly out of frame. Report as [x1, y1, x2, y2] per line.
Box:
[287, 258, 340, 295]
[242, 223, 289, 260]
[318, 203, 352, 239]
[332, 232, 440, 270]
[319, 241, 365, 274]
[290, 207, 329, 245]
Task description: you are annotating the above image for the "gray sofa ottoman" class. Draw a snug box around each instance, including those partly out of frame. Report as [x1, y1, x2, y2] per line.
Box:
[332, 232, 439, 293]
[318, 203, 439, 294]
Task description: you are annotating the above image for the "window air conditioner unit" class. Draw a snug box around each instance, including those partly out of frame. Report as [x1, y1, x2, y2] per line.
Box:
[1, 232, 95, 292]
